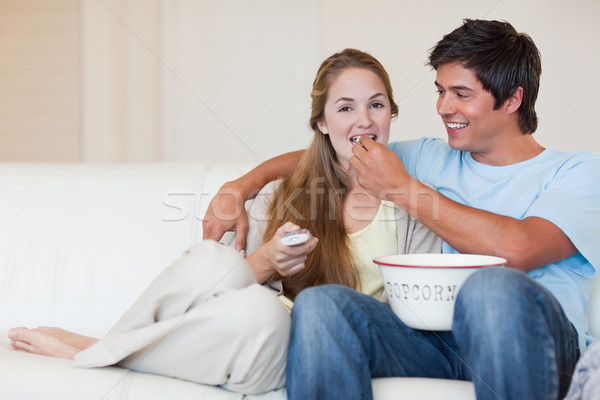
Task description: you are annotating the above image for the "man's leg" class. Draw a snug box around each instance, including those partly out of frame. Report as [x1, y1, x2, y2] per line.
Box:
[453, 267, 580, 400]
[287, 285, 467, 400]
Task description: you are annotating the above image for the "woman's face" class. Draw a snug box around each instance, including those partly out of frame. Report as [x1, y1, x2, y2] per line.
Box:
[317, 67, 392, 168]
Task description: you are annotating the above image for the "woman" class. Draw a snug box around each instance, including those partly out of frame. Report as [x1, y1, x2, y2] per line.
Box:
[8, 48, 440, 395]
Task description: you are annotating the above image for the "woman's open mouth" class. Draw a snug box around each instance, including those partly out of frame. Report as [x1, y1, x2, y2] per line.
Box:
[350, 134, 376, 145]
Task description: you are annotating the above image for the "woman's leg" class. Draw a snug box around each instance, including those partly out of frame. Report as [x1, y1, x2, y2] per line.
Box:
[10, 285, 290, 395]
[116, 284, 290, 394]
[71, 240, 290, 394]
[105, 239, 259, 332]
[8, 240, 252, 359]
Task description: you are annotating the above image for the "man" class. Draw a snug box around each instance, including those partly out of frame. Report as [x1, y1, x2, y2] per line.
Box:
[203, 19, 600, 399]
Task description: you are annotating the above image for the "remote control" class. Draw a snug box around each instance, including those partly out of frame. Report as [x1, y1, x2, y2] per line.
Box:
[281, 228, 313, 246]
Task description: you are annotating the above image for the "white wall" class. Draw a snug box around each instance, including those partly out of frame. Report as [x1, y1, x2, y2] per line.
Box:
[80, 0, 600, 163]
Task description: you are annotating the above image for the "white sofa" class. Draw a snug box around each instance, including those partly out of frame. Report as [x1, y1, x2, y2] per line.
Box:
[0, 161, 597, 400]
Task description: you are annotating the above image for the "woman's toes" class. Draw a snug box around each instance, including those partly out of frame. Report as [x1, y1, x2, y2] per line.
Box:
[11, 339, 34, 353]
[8, 327, 36, 352]
[7, 326, 78, 359]
[8, 327, 28, 340]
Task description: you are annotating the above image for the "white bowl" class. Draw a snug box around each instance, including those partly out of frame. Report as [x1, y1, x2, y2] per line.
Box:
[374, 254, 507, 331]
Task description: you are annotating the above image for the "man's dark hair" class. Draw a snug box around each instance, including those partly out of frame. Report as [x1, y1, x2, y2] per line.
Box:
[428, 19, 542, 134]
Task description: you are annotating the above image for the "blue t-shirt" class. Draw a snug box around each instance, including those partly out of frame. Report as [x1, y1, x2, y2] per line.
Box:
[389, 137, 600, 349]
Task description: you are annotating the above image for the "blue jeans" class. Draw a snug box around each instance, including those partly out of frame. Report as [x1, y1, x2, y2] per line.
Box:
[287, 268, 580, 400]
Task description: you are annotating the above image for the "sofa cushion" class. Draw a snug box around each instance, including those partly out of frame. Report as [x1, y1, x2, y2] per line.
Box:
[0, 336, 246, 400]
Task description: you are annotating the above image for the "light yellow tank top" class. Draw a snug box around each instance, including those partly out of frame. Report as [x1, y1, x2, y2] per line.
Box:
[348, 200, 398, 299]
[278, 200, 398, 311]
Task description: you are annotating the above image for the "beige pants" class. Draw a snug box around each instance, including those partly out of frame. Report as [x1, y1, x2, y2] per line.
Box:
[74, 240, 290, 395]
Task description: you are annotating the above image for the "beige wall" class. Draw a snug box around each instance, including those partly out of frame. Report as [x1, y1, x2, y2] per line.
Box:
[1, 1, 599, 163]
[0, 0, 79, 162]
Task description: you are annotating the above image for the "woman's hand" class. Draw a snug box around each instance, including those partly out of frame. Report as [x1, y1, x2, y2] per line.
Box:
[267, 222, 318, 276]
[247, 222, 318, 283]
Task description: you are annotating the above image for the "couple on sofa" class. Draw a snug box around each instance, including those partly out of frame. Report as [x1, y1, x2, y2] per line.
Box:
[9, 19, 600, 400]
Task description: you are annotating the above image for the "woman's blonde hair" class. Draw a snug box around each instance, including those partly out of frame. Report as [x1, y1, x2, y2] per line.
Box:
[262, 48, 398, 300]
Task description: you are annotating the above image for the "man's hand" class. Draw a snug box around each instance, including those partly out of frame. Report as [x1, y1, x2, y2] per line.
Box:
[350, 136, 411, 200]
[202, 182, 249, 254]
[201, 150, 306, 253]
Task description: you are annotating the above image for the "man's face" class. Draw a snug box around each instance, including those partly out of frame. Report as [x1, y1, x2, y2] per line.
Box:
[435, 62, 509, 163]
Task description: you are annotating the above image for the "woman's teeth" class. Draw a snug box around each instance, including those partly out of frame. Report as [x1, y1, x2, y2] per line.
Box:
[447, 122, 468, 129]
[350, 134, 376, 145]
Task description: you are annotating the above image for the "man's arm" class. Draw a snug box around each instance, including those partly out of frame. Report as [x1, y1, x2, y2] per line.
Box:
[202, 150, 305, 253]
[350, 139, 577, 272]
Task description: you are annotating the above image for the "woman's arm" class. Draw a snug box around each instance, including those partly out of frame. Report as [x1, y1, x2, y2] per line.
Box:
[202, 150, 305, 252]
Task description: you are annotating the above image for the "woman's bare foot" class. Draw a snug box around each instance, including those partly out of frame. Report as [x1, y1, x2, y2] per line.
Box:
[28, 327, 98, 350]
[8, 327, 96, 359]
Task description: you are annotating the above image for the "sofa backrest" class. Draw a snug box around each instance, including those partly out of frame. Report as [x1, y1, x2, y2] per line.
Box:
[0, 161, 256, 337]
[0, 161, 597, 341]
